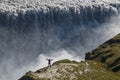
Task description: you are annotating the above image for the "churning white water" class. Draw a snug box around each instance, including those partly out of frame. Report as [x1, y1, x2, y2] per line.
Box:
[0, 0, 120, 80]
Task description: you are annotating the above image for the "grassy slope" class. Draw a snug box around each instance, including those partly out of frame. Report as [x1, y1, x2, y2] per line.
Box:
[85, 33, 120, 73]
[19, 59, 120, 80]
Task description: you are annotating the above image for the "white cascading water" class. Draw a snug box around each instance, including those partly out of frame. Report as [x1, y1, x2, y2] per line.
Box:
[0, 0, 120, 80]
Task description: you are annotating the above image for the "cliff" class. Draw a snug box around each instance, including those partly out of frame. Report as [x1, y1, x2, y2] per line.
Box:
[85, 33, 120, 74]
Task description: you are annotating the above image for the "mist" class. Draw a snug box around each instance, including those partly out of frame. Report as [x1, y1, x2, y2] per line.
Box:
[0, 0, 120, 80]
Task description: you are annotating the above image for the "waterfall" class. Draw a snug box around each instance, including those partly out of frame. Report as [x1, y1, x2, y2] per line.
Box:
[0, 0, 120, 80]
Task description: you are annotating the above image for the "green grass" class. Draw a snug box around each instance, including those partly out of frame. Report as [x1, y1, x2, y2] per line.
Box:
[85, 33, 120, 74]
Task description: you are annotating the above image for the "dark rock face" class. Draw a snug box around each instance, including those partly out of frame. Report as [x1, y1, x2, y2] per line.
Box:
[106, 39, 120, 45]
[19, 76, 33, 80]
[100, 53, 114, 63]
[112, 65, 120, 72]
[109, 57, 120, 68]
[85, 33, 120, 73]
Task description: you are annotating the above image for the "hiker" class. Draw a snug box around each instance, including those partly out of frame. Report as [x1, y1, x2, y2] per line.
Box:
[46, 59, 53, 67]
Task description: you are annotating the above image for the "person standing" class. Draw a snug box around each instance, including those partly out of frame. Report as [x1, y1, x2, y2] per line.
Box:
[46, 59, 53, 67]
